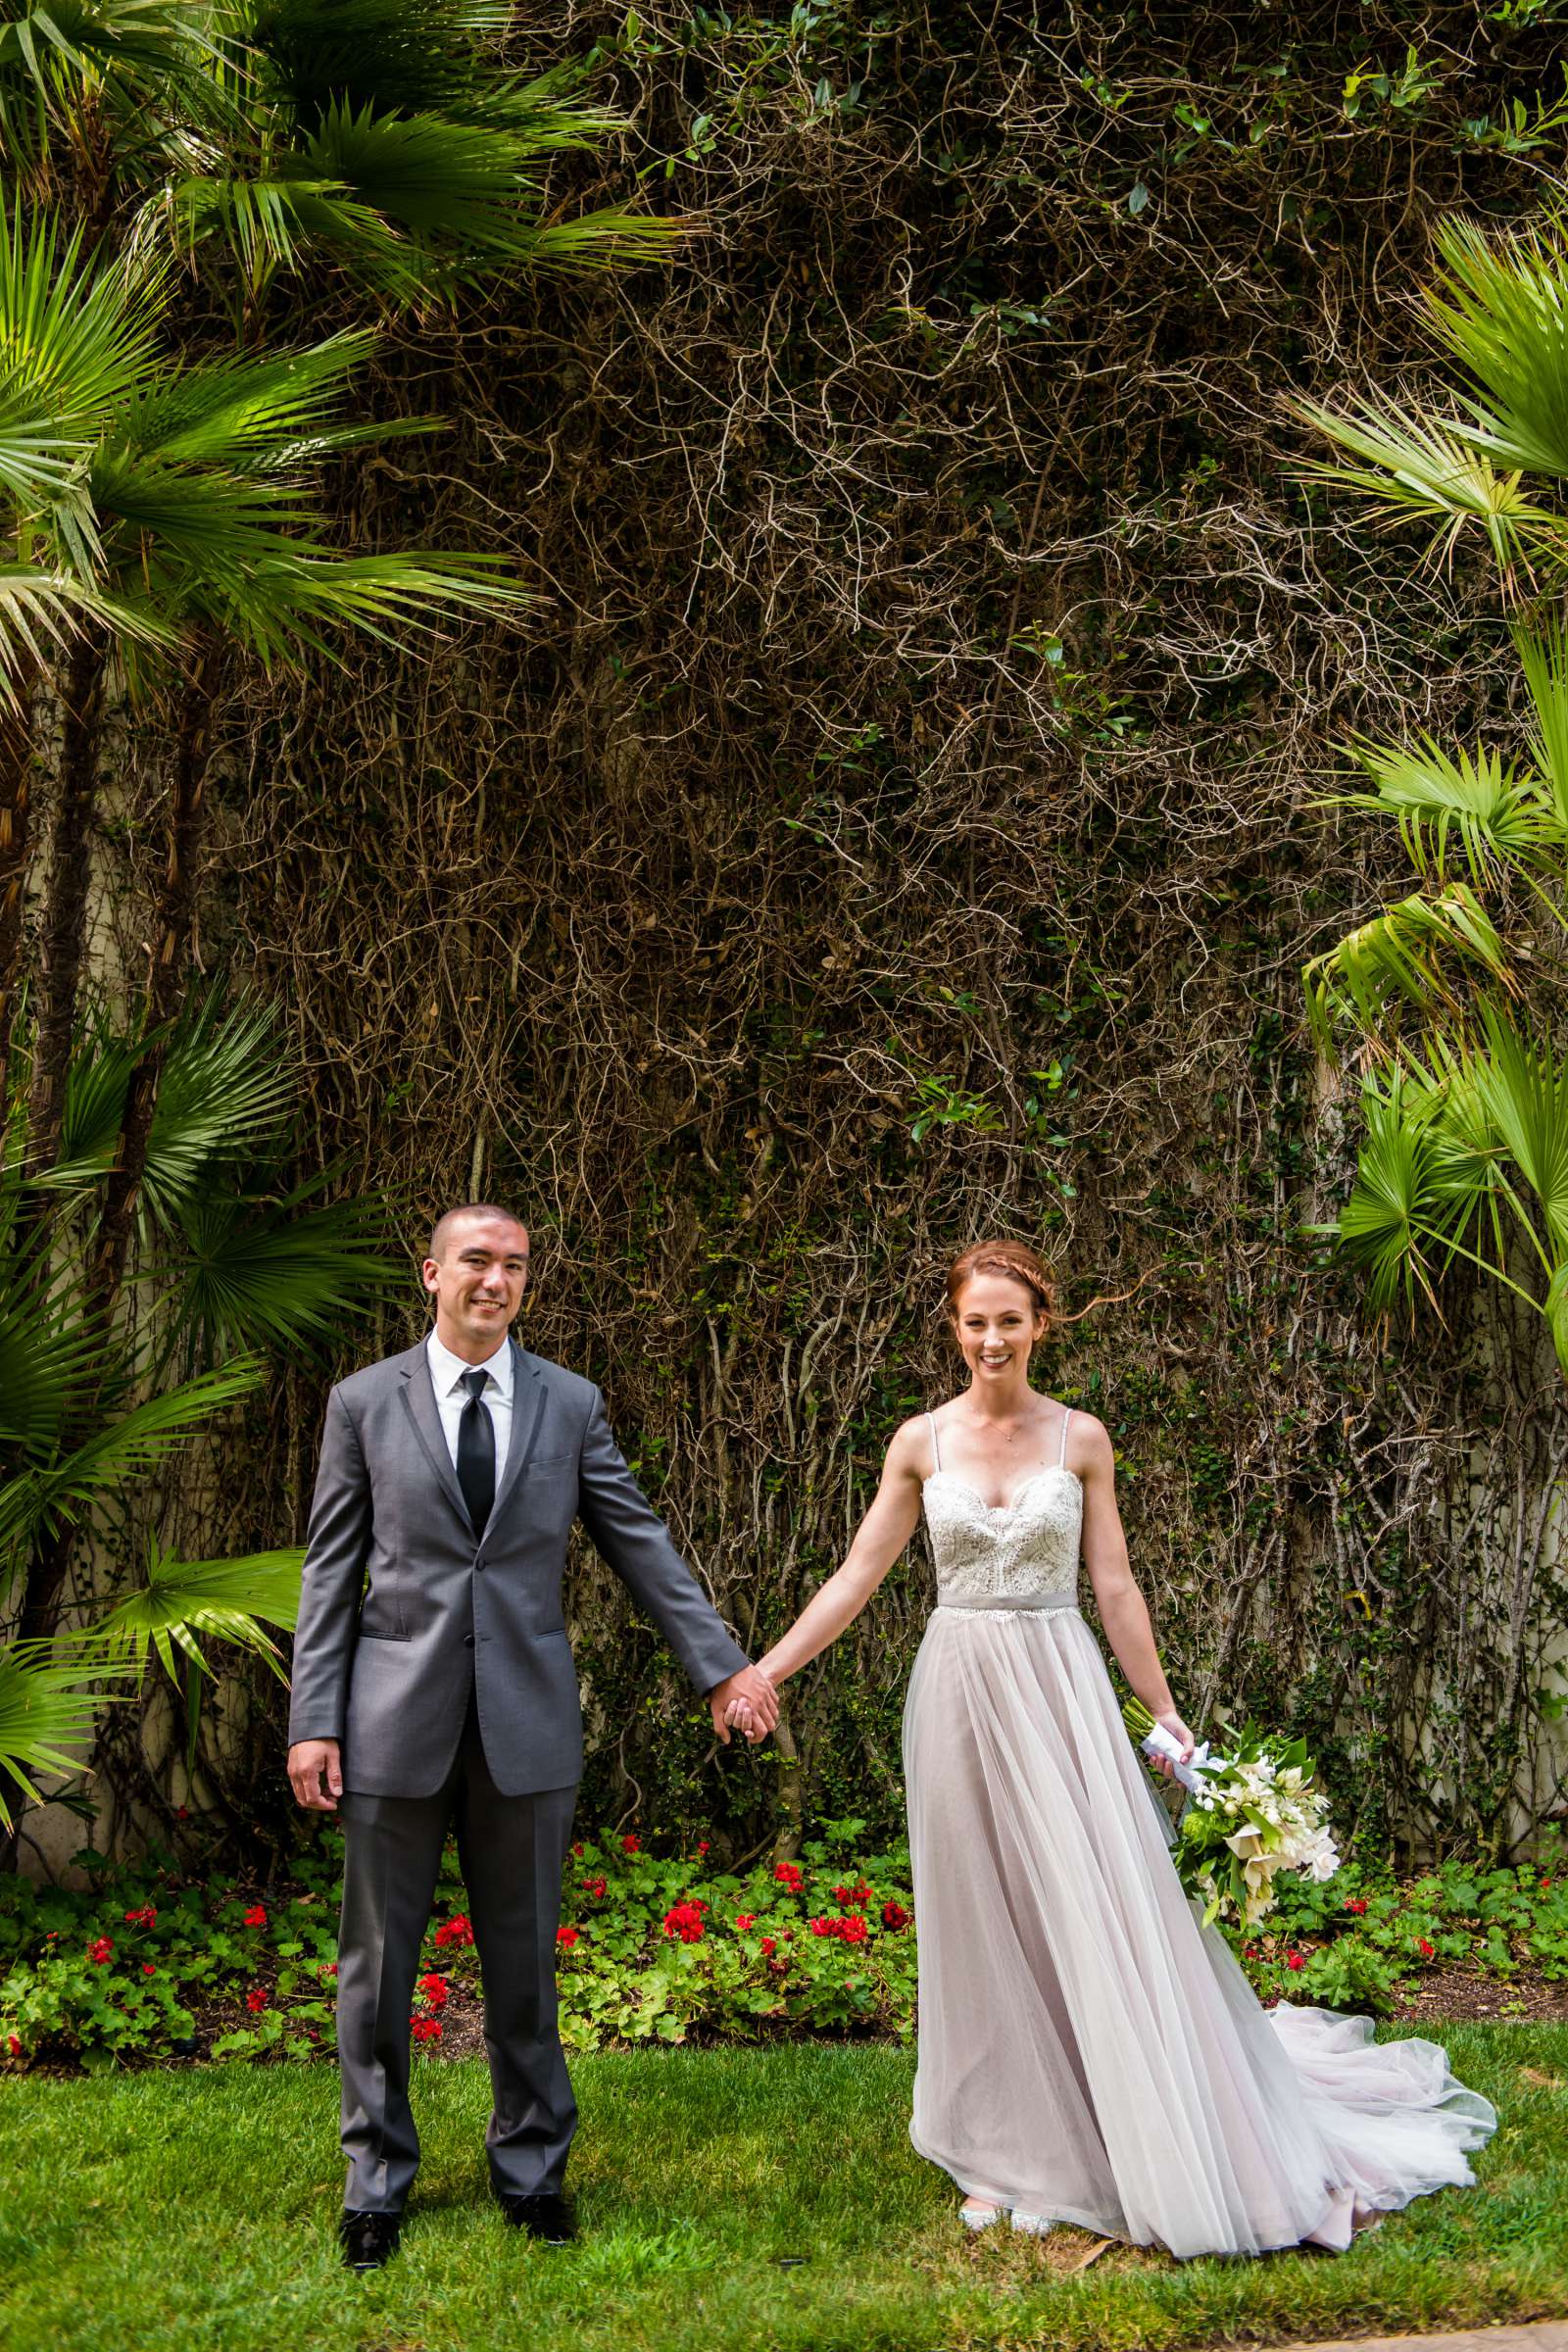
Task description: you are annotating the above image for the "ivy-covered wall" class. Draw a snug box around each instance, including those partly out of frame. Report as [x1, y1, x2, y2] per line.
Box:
[94, 0, 1568, 1864]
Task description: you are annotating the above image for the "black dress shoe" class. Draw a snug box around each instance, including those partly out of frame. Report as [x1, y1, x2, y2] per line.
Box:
[497, 2189, 576, 2243]
[338, 2209, 402, 2270]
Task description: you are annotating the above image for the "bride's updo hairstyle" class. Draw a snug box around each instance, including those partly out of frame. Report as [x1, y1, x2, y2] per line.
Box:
[945, 1239, 1055, 1337]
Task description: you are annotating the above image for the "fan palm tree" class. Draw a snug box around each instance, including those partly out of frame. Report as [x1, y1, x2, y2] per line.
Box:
[0, 989, 399, 1836]
[172, 0, 682, 324]
[1298, 208, 1568, 1372]
[0, 204, 526, 1190]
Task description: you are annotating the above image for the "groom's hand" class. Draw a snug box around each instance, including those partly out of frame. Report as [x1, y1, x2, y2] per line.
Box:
[287, 1739, 343, 1811]
[709, 1665, 778, 1745]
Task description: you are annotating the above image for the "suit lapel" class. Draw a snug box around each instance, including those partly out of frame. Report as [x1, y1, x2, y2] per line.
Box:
[488, 1341, 547, 1531]
[398, 1344, 474, 1535]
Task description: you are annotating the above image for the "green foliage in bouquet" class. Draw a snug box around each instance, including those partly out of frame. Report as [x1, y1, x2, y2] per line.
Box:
[1123, 1700, 1341, 1929]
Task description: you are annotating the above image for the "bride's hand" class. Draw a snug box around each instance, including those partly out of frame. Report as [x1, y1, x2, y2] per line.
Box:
[1151, 1710, 1197, 1781]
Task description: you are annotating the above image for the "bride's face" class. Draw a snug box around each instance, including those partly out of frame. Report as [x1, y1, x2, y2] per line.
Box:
[952, 1272, 1048, 1390]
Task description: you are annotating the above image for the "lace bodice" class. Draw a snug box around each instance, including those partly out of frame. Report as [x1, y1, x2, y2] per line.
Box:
[922, 1409, 1083, 1607]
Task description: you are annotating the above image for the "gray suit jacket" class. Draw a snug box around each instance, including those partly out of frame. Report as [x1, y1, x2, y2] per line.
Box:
[286, 1338, 750, 1797]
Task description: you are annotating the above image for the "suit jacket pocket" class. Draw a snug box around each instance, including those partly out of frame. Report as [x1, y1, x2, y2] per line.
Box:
[356, 1627, 411, 1642]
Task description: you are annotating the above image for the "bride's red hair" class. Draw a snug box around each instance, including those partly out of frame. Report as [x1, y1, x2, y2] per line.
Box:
[945, 1240, 1054, 1335]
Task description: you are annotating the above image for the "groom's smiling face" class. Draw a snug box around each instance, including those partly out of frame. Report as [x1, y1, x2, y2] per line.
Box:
[422, 1209, 530, 1359]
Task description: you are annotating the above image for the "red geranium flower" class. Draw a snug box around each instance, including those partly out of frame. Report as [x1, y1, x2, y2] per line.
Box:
[6, 2034, 20, 2058]
[760, 1937, 776, 1956]
[175, 1806, 189, 1820]
[571, 1842, 584, 1858]
[735, 1913, 756, 1932]
[433, 1915, 474, 1949]
[320, 1962, 339, 1979]
[411, 2017, 442, 2042]
[246, 1987, 268, 2013]
[243, 1904, 268, 1929]
[1418, 1937, 1436, 1959]
[622, 1834, 640, 1854]
[1244, 1944, 1259, 1960]
[416, 1973, 448, 2009]
[582, 1876, 607, 1901]
[557, 1926, 580, 1948]
[87, 1937, 114, 1965]
[1344, 1897, 1369, 1916]
[882, 1900, 910, 1932]
[1286, 1950, 1305, 1972]
[774, 1862, 803, 1891]
[142, 1964, 157, 1977]
[662, 1902, 706, 1944]
[122, 1906, 157, 1929]
[698, 1840, 710, 1856]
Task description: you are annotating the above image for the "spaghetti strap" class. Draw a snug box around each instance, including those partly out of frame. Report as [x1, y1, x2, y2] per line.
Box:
[927, 1410, 942, 1475]
[1057, 1405, 1072, 1467]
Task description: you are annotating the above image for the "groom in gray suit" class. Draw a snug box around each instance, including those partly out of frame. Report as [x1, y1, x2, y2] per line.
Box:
[286, 1203, 777, 2271]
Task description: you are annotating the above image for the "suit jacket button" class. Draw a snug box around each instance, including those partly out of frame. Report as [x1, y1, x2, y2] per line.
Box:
[464, 1634, 475, 1647]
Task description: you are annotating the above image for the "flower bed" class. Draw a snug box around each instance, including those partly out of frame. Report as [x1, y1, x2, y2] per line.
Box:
[3, 1819, 1566, 2071]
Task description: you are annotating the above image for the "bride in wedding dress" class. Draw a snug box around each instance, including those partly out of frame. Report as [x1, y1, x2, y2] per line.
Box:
[727, 1238, 1495, 2258]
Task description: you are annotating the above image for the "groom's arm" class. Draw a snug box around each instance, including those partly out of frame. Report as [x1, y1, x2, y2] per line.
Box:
[576, 1390, 773, 1731]
[286, 1388, 373, 1756]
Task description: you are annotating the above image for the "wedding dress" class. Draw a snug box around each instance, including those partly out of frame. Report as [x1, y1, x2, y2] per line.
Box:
[902, 1407, 1496, 2257]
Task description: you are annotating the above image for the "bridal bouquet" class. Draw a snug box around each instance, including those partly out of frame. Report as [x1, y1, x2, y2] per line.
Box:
[1122, 1699, 1341, 1929]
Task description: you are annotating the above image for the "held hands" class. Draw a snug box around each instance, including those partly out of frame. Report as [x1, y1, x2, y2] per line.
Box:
[710, 1664, 779, 1746]
[1147, 1710, 1197, 1783]
[720, 1665, 778, 1744]
[287, 1740, 343, 1811]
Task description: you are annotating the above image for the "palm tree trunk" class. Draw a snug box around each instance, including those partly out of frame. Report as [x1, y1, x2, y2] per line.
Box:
[93, 639, 220, 1303]
[26, 632, 107, 1168]
[0, 662, 40, 1127]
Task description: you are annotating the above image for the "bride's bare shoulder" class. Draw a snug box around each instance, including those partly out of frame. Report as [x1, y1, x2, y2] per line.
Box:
[886, 1413, 939, 1476]
[1064, 1408, 1114, 1474]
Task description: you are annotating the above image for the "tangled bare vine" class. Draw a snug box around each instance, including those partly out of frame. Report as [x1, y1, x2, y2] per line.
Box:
[73, 0, 1568, 1863]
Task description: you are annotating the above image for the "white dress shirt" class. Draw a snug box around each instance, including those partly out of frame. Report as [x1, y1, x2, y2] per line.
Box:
[425, 1328, 514, 1474]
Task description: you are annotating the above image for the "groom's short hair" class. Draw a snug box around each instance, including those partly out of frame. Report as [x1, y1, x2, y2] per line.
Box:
[427, 1203, 528, 1261]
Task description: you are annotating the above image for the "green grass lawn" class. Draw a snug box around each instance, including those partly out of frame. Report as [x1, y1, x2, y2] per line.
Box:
[2, 2030, 1566, 2352]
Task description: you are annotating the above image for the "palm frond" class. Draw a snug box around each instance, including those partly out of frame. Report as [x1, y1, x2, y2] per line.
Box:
[1427, 212, 1568, 482]
[1517, 619, 1568, 841]
[1544, 1258, 1568, 1379]
[141, 996, 295, 1219]
[1335, 733, 1564, 885]
[1467, 1003, 1568, 1259]
[1291, 391, 1549, 569]
[28, 1015, 140, 1185]
[120, 328, 383, 465]
[171, 1174, 402, 1355]
[183, 543, 529, 664]
[509, 205, 688, 277]
[96, 1539, 303, 1681]
[0, 0, 222, 178]
[171, 166, 425, 297]
[1303, 882, 1509, 1054]
[1330, 1067, 1454, 1314]
[245, 0, 593, 133]
[0, 1279, 101, 1454]
[0, 1636, 115, 1827]
[0, 564, 166, 708]
[0, 1354, 266, 1569]
[0, 197, 162, 532]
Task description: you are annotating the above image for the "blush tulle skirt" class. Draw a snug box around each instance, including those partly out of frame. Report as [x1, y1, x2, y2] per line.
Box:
[902, 1604, 1496, 2258]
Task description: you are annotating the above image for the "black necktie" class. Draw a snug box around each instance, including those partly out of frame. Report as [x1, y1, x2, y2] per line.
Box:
[457, 1367, 496, 1538]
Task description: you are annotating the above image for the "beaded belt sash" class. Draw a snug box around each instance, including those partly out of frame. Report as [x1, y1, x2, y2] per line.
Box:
[934, 1588, 1078, 1613]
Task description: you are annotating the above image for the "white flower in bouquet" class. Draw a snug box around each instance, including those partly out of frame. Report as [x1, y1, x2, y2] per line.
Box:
[1121, 1698, 1341, 1929]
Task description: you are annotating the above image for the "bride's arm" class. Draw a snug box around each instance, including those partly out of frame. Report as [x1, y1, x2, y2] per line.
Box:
[752, 1420, 927, 1689]
[1077, 1414, 1195, 1770]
